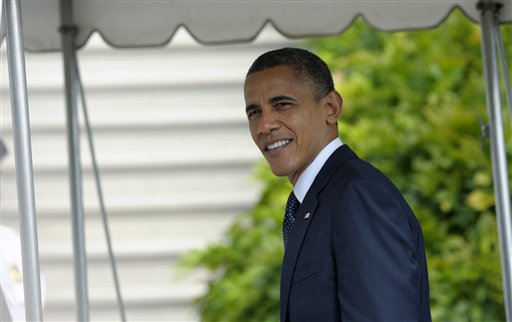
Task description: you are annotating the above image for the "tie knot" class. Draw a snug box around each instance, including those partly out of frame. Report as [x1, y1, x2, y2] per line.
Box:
[286, 192, 300, 215]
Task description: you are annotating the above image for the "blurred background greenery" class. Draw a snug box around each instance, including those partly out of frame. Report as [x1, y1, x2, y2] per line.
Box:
[183, 10, 512, 322]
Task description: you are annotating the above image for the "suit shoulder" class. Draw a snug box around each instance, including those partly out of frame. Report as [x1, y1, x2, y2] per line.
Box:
[327, 155, 414, 214]
[331, 155, 391, 188]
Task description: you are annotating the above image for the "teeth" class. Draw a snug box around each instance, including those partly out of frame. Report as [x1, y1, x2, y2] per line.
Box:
[267, 140, 290, 150]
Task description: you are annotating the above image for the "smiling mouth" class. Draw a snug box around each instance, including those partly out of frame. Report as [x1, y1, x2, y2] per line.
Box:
[265, 139, 291, 151]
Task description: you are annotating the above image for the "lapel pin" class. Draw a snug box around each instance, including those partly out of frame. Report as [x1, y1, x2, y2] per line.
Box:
[304, 212, 311, 219]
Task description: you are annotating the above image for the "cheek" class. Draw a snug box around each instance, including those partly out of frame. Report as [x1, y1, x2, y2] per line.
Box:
[296, 118, 323, 147]
[248, 122, 259, 142]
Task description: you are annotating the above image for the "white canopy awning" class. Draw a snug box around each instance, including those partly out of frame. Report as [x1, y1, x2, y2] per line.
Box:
[17, 0, 512, 52]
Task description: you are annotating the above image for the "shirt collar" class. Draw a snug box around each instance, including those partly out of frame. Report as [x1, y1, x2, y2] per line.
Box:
[293, 138, 343, 203]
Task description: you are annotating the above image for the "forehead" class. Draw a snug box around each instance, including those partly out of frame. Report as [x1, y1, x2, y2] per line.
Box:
[244, 66, 312, 100]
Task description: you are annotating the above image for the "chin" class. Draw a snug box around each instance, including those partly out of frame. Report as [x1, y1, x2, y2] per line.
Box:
[268, 166, 291, 178]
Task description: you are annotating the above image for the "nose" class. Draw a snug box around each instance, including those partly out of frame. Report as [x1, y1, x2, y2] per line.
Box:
[257, 110, 280, 136]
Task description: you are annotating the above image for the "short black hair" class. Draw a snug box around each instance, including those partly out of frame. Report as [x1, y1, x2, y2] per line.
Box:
[246, 47, 334, 100]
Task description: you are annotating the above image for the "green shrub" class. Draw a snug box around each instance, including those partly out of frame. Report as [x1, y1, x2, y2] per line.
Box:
[184, 10, 511, 322]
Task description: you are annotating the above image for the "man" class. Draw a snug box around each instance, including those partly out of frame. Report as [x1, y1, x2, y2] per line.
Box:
[0, 140, 25, 321]
[244, 48, 431, 322]
[0, 139, 46, 321]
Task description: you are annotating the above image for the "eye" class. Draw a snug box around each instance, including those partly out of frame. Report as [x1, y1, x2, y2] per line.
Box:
[274, 101, 293, 110]
[247, 109, 261, 120]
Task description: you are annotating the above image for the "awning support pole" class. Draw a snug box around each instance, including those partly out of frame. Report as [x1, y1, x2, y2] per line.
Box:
[478, 1, 512, 320]
[3, 0, 44, 320]
[59, 0, 90, 320]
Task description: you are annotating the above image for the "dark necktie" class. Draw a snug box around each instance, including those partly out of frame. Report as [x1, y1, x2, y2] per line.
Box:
[283, 191, 300, 249]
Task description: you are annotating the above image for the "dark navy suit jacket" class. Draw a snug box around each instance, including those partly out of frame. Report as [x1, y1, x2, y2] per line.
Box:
[280, 145, 431, 322]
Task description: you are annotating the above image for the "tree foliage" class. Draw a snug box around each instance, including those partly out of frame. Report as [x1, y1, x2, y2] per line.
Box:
[184, 10, 511, 321]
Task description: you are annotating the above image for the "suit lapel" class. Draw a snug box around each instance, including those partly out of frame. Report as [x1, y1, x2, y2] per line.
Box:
[280, 196, 318, 321]
[280, 145, 357, 322]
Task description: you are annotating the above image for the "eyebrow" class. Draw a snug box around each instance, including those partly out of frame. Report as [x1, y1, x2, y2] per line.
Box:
[269, 95, 296, 104]
[245, 95, 298, 114]
[245, 104, 259, 115]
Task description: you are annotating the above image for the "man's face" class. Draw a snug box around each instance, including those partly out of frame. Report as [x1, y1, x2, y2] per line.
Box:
[244, 65, 339, 184]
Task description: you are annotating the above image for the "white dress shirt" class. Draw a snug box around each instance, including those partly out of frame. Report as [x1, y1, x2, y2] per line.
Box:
[293, 138, 343, 203]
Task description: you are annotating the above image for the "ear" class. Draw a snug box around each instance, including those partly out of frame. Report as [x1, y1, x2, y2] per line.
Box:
[324, 90, 342, 125]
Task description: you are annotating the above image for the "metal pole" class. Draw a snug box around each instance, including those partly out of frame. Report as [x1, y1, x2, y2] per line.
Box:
[0, 0, 5, 37]
[478, 1, 512, 320]
[73, 56, 127, 321]
[495, 25, 512, 132]
[59, 0, 90, 320]
[3, 0, 44, 320]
